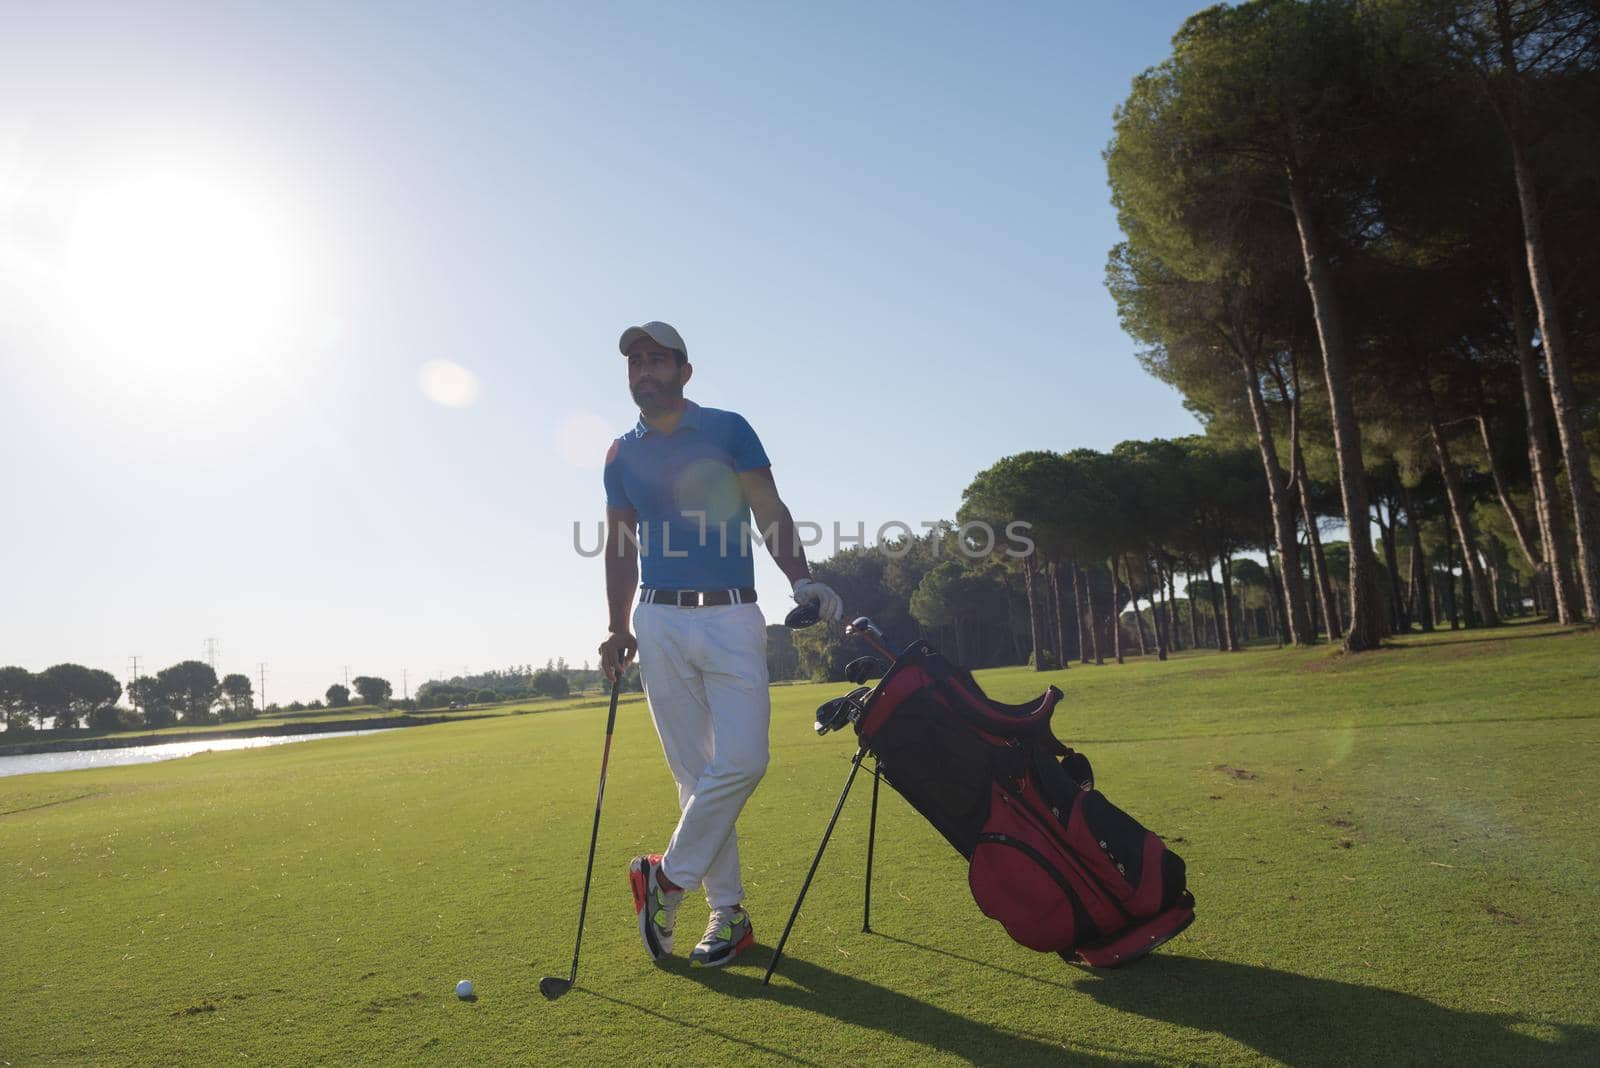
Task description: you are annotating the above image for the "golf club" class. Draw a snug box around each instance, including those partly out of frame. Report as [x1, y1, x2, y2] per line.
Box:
[843, 655, 885, 685]
[540, 676, 623, 1001]
[813, 685, 872, 735]
[845, 616, 896, 661]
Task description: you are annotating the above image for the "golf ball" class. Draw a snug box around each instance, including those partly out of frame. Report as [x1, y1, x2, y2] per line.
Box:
[455, 979, 474, 999]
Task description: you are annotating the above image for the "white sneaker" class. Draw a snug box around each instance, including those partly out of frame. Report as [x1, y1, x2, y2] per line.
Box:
[689, 907, 754, 968]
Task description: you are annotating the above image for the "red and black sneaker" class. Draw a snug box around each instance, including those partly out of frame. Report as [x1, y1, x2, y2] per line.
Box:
[628, 854, 683, 961]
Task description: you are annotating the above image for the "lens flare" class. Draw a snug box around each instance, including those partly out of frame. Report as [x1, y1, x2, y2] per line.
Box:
[418, 359, 480, 408]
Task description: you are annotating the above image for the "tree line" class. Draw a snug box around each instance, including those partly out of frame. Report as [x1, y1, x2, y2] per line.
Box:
[1102, 0, 1599, 648]
[780, 0, 1599, 678]
[780, 428, 1551, 681]
[0, 655, 647, 735]
[0, 661, 257, 733]
[0, 662, 408, 734]
[413, 663, 586, 710]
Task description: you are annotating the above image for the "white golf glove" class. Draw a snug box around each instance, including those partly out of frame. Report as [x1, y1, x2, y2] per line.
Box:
[792, 577, 844, 623]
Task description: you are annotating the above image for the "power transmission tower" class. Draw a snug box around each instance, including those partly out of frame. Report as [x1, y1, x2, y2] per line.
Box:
[343, 665, 350, 688]
[258, 662, 267, 711]
[402, 668, 409, 701]
[128, 656, 141, 716]
[204, 638, 218, 670]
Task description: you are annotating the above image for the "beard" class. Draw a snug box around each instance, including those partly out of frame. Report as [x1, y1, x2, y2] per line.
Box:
[631, 372, 684, 414]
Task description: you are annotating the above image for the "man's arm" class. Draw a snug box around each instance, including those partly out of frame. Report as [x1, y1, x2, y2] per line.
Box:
[739, 466, 844, 621]
[738, 466, 810, 586]
[598, 504, 639, 682]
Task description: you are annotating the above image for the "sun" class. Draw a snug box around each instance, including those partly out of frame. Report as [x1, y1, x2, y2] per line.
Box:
[64, 165, 300, 392]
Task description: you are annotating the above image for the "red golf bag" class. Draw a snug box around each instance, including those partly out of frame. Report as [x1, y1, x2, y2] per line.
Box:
[764, 636, 1194, 985]
[860, 640, 1194, 966]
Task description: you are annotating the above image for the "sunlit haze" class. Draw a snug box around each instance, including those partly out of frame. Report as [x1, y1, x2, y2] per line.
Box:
[1, 2, 1203, 702]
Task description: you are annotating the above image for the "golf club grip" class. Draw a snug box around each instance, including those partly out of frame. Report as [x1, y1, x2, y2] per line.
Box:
[566, 680, 623, 982]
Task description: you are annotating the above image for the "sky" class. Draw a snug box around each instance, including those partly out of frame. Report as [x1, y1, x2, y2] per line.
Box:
[0, 0, 1206, 704]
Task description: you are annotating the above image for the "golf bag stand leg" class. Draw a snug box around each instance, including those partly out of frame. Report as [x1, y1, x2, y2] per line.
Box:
[863, 760, 880, 934]
[762, 744, 868, 986]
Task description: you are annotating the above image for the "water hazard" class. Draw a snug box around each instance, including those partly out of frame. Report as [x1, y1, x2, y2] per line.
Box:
[0, 729, 399, 778]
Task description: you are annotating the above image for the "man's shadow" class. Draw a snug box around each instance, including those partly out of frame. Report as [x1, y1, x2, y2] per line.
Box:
[582, 945, 1160, 1065]
[588, 939, 1599, 1066]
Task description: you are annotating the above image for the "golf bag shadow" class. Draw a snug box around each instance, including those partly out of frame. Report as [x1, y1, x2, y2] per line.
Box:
[765, 639, 1194, 984]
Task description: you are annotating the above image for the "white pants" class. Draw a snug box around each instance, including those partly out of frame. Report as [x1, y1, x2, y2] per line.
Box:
[633, 600, 771, 909]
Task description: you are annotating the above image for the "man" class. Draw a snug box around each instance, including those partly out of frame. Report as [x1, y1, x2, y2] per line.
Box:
[597, 320, 843, 968]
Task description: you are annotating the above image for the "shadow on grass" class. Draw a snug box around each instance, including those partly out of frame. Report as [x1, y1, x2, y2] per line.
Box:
[1077, 956, 1600, 1066]
[582, 945, 1164, 1065]
[1386, 624, 1590, 650]
[832, 935, 1598, 1064]
[866, 932, 1078, 993]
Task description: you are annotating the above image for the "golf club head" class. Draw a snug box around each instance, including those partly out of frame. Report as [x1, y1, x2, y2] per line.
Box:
[814, 686, 872, 735]
[784, 602, 821, 629]
[845, 616, 882, 638]
[813, 695, 852, 735]
[843, 656, 885, 685]
[539, 976, 572, 1001]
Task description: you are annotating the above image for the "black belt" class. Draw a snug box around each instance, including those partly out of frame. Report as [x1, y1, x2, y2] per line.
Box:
[639, 587, 758, 608]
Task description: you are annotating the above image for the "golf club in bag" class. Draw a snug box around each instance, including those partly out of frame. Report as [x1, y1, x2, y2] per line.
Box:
[541, 677, 623, 1001]
[763, 616, 1195, 986]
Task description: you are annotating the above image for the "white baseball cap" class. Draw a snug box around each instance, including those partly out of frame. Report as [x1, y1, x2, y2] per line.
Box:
[618, 321, 688, 358]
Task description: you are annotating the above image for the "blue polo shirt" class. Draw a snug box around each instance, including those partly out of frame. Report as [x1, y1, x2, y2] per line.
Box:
[603, 400, 771, 590]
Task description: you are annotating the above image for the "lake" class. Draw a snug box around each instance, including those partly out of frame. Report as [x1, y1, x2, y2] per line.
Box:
[0, 728, 400, 778]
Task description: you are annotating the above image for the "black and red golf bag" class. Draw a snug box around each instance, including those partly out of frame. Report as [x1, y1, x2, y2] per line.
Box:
[764, 631, 1194, 984]
[860, 640, 1194, 966]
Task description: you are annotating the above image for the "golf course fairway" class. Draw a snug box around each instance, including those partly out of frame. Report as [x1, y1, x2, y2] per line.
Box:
[3, 623, 1597, 1065]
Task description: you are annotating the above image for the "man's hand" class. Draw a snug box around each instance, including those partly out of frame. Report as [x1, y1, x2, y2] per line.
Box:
[792, 577, 844, 623]
[598, 631, 638, 684]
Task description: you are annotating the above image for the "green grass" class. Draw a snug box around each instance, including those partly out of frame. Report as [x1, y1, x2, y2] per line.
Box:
[3, 624, 1597, 1065]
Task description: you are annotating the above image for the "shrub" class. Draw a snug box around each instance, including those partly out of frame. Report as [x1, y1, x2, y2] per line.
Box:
[87, 706, 143, 732]
[531, 669, 569, 699]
